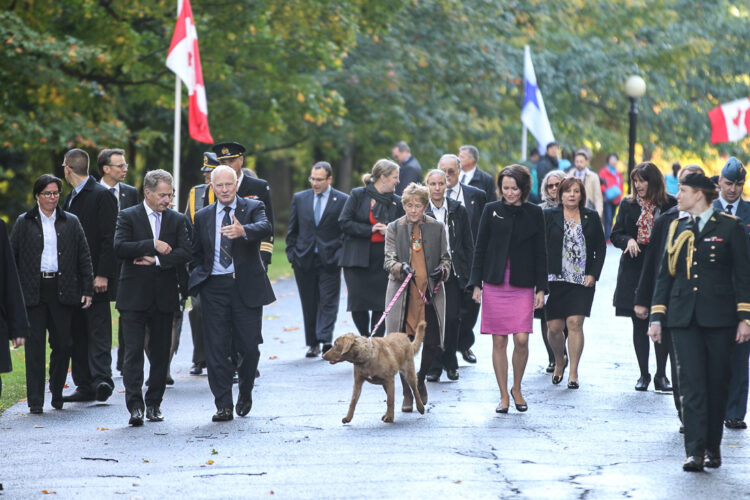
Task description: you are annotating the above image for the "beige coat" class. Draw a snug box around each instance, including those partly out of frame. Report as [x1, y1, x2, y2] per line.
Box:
[383, 215, 451, 345]
[568, 167, 603, 218]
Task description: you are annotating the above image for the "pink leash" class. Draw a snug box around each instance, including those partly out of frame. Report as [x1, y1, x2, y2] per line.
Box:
[369, 271, 443, 337]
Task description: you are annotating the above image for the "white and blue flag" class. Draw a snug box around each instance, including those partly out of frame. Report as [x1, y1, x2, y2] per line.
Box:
[521, 45, 555, 150]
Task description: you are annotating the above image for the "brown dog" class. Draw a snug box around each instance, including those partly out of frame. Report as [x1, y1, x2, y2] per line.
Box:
[323, 322, 426, 423]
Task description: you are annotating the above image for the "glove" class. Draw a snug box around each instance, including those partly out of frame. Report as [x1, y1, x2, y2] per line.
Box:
[430, 266, 446, 283]
[400, 262, 415, 280]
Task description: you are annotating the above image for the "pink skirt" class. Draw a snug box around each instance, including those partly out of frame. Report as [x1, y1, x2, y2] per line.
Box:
[480, 264, 534, 336]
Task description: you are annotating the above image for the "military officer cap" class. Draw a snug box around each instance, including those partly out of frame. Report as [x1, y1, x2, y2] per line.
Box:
[202, 152, 220, 172]
[212, 142, 246, 160]
[681, 173, 716, 190]
[720, 157, 746, 182]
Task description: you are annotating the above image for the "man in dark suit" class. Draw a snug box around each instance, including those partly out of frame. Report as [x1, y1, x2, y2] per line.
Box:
[714, 157, 750, 430]
[114, 169, 190, 425]
[392, 141, 423, 196]
[190, 165, 275, 422]
[458, 145, 496, 202]
[286, 162, 348, 357]
[210, 142, 275, 268]
[439, 154, 487, 364]
[61, 148, 118, 403]
[97, 148, 140, 374]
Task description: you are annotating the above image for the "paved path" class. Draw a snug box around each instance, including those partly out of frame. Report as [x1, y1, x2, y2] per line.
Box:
[2, 246, 749, 499]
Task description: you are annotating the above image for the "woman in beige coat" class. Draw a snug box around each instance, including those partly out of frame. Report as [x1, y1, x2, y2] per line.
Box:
[384, 183, 451, 411]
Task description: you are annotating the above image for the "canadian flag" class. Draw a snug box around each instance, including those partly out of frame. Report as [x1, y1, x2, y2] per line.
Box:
[708, 97, 750, 144]
[166, 0, 213, 144]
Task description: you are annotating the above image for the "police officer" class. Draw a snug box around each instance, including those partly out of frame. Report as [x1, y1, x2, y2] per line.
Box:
[211, 142, 275, 268]
[713, 157, 750, 430]
[648, 173, 750, 471]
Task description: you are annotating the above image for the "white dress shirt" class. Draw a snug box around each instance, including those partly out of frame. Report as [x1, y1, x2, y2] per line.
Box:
[143, 201, 161, 266]
[39, 208, 58, 272]
[460, 167, 476, 186]
[212, 198, 238, 275]
[446, 183, 466, 207]
[429, 199, 451, 255]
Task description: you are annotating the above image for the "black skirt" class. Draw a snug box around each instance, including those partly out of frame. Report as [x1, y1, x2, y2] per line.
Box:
[343, 241, 388, 311]
[545, 281, 595, 320]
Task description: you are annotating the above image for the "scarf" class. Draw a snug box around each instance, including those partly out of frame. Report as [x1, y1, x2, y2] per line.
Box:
[365, 182, 397, 223]
[635, 195, 656, 244]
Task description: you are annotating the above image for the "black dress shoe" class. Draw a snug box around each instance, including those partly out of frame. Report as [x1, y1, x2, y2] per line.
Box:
[62, 389, 95, 403]
[306, 345, 320, 358]
[51, 397, 63, 410]
[129, 408, 144, 427]
[189, 363, 204, 375]
[545, 362, 555, 374]
[96, 382, 113, 402]
[635, 374, 651, 392]
[679, 425, 685, 434]
[725, 418, 747, 429]
[212, 408, 234, 422]
[236, 395, 253, 417]
[322, 344, 333, 354]
[461, 349, 477, 364]
[146, 406, 164, 422]
[165, 375, 175, 386]
[704, 449, 721, 468]
[425, 370, 441, 382]
[446, 369, 459, 381]
[654, 375, 673, 392]
[682, 456, 704, 472]
[29, 407, 43, 414]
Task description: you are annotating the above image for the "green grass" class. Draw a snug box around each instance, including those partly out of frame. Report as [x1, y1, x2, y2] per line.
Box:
[267, 245, 293, 282]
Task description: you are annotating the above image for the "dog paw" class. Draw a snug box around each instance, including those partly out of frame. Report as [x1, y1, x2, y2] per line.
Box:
[342, 416, 352, 424]
[382, 414, 394, 423]
[416, 402, 425, 415]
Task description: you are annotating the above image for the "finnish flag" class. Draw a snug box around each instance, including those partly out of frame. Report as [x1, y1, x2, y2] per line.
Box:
[521, 45, 555, 150]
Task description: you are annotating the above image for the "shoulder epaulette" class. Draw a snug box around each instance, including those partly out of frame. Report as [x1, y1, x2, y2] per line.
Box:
[718, 211, 737, 219]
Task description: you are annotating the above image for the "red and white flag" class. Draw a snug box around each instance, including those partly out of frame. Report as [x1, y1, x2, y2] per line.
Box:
[166, 0, 213, 144]
[708, 97, 750, 144]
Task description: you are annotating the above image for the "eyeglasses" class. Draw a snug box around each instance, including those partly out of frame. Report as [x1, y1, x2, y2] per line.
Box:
[547, 183, 561, 190]
[308, 177, 328, 183]
[108, 163, 128, 169]
[39, 191, 61, 198]
[443, 168, 457, 175]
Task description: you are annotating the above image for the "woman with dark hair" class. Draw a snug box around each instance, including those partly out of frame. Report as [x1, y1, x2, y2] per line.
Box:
[339, 159, 404, 337]
[469, 165, 547, 413]
[611, 161, 676, 392]
[10, 174, 94, 413]
[544, 177, 606, 388]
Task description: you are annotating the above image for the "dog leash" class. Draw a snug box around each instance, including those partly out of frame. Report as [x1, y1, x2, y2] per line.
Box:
[370, 272, 413, 337]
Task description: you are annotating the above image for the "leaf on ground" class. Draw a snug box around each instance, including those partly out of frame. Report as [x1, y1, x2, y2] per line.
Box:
[206, 460, 214, 465]
[263, 315, 279, 320]
[41, 490, 56, 494]
[211, 449, 218, 455]
[269, 491, 275, 495]
[117, 390, 126, 393]
[268, 356, 278, 360]
[283, 326, 299, 331]
[63, 384, 69, 389]
[34, 425, 45, 428]
[96, 427, 109, 431]
[142, 459, 150, 463]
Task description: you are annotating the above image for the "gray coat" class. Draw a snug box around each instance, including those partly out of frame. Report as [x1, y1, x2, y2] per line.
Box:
[383, 215, 451, 345]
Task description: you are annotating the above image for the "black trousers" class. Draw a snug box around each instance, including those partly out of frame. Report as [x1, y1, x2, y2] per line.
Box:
[671, 322, 734, 457]
[70, 298, 113, 393]
[120, 308, 173, 411]
[25, 277, 73, 408]
[430, 275, 461, 372]
[188, 295, 205, 365]
[200, 275, 262, 410]
[661, 327, 682, 418]
[293, 258, 341, 346]
[458, 290, 479, 351]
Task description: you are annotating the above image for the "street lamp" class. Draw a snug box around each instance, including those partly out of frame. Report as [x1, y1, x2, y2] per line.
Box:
[624, 75, 646, 193]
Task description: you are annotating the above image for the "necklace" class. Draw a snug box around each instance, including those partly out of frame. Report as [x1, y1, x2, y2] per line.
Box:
[411, 228, 422, 251]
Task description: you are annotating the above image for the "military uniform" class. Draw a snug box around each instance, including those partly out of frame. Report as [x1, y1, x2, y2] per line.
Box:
[651, 207, 750, 462]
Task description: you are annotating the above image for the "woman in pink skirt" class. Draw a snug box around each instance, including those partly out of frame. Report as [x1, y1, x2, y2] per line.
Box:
[468, 165, 547, 413]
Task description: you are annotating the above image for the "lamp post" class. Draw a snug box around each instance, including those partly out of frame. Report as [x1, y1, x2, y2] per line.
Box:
[624, 75, 646, 194]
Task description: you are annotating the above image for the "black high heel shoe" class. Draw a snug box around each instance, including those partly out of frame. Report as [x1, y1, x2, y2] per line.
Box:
[552, 356, 568, 385]
[496, 402, 509, 414]
[510, 389, 528, 412]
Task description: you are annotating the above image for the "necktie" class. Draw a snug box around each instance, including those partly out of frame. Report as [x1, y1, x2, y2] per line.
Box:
[691, 216, 700, 238]
[446, 188, 453, 199]
[109, 187, 119, 210]
[314, 193, 323, 225]
[220, 206, 233, 268]
[726, 204, 733, 215]
[151, 212, 161, 239]
[460, 174, 466, 185]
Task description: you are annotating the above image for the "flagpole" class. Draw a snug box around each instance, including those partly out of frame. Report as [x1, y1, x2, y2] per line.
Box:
[521, 125, 527, 161]
[172, 0, 182, 211]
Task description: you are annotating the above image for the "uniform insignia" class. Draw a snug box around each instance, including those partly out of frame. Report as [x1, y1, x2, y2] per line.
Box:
[704, 236, 723, 242]
[719, 211, 737, 219]
[245, 195, 258, 200]
[266, 185, 270, 190]
[221, 147, 229, 155]
[333, 197, 337, 201]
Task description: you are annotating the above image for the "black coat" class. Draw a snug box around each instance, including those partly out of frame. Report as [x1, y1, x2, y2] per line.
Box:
[468, 200, 548, 292]
[536, 155, 559, 193]
[110, 182, 139, 301]
[286, 188, 348, 269]
[611, 195, 677, 311]
[338, 186, 404, 268]
[0, 219, 28, 373]
[465, 167, 497, 202]
[10, 206, 94, 307]
[63, 176, 117, 301]
[426, 198, 474, 289]
[543, 206, 606, 280]
[189, 196, 276, 308]
[454, 183, 487, 243]
[395, 156, 423, 196]
[634, 206, 680, 307]
[114, 205, 190, 313]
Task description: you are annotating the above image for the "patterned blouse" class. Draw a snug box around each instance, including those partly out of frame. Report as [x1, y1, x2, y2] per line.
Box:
[548, 218, 586, 285]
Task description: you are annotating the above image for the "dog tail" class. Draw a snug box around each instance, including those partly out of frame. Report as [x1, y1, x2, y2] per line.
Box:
[411, 321, 426, 357]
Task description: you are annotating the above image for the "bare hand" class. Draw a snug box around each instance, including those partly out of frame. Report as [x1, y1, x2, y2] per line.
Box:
[93, 276, 108, 294]
[11, 337, 25, 348]
[220, 214, 246, 239]
[134, 256, 157, 266]
[647, 323, 662, 344]
[584, 275, 595, 287]
[534, 291, 545, 310]
[372, 222, 387, 235]
[736, 321, 750, 343]
[81, 295, 93, 309]
[472, 286, 482, 304]
[634, 305, 649, 320]
[154, 239, 172, 255]
[625, 238, 641, 258]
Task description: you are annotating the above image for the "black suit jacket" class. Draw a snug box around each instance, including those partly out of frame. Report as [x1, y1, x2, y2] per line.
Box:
[119, 183, 139, 210]
[114, 205, 190, 313]
[189, 196, 276, 308]
[465, 167, 497, 202]
[63, 176, 118, 301]
[286, 188, 348, 269]
[468, 201, 547, 292]
[543, 206, 606, 280]
[395, 156, 423, 196]
[455, 183, 487, 243]
[0, 219, 28, 373]
[426, 198, 474, 289]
